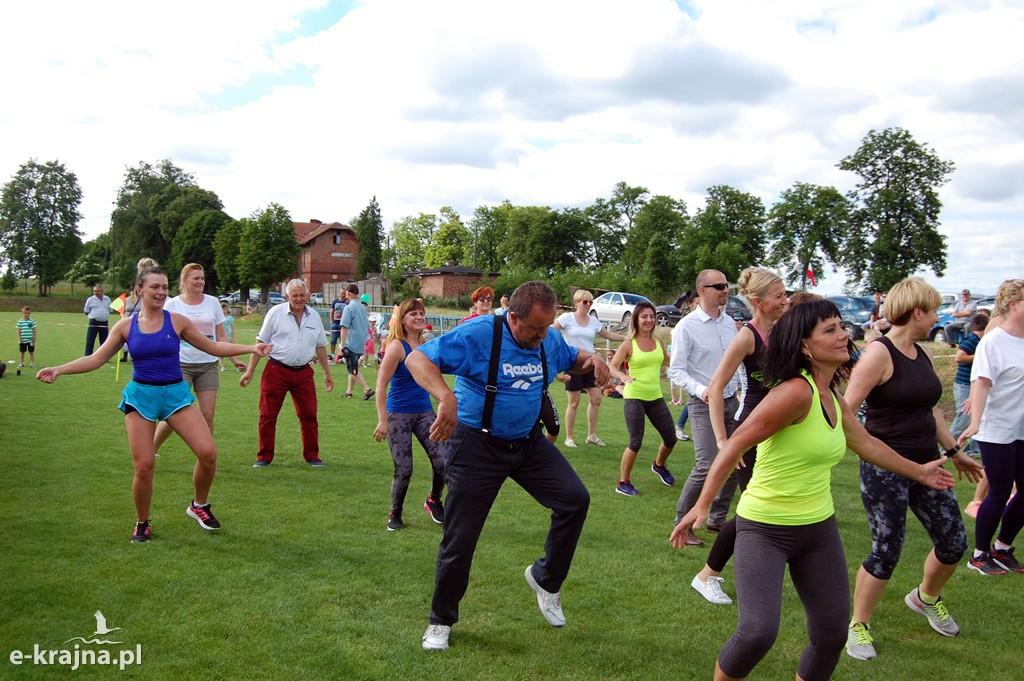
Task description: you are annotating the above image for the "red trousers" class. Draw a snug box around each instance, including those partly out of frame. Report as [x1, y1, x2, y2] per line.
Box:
[257, 361, 320, 462]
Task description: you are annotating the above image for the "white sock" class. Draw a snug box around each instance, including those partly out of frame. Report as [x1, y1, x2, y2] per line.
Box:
[974, 549, 985, 558]
[995, 540, 1012, 551]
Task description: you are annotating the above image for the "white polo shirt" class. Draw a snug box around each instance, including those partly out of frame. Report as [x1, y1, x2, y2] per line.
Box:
[256, 304, 327, 367]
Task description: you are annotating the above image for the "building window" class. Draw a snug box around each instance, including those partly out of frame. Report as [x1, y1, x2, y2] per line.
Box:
[303, 250, 311, 268]
[333, 232, 342, 244]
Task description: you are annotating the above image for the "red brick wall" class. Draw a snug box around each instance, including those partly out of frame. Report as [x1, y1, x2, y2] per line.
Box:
[419, 274, 497, 299]
[297, 228, 360, 294]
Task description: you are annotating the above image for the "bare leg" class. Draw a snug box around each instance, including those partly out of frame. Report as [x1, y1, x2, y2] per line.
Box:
[620, 448, 638, 481]
[851, 566, 889, 624]
[166, 407, 218, 505]
[124, 412, 158, 522]
[654, 442, 673, 467]
[920, 548, 958, 597]
[564, 390, 581, 441]
[585, 386, 603, 439]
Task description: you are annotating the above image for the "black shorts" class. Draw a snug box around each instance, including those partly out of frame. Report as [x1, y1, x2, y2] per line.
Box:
[342, 347, 361, 375]
[564, 371, 597, 392]
[19, 342, 34, 352]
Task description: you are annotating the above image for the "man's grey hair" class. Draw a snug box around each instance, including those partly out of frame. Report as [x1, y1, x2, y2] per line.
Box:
[508, 281, 557, 318]
[285, 279, 309, 293]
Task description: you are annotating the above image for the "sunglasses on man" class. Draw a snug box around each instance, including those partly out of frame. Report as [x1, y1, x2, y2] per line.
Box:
[701, 283, 729, 291]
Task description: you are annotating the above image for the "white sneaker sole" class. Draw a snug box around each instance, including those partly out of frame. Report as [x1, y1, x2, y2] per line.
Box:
[524, 566, 565, 627]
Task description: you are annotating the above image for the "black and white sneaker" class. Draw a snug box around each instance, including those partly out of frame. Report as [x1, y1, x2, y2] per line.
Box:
[424, 496, 445, 524]
[387, 511, 404, 532]
[130, 520, 151, 543]
[186, 502, 221, 531]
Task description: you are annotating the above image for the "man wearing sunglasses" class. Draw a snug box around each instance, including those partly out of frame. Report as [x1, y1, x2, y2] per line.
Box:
[669, 270, 742, 546]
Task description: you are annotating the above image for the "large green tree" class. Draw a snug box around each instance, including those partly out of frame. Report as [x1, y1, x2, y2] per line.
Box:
[353, 196, 384, 278]
[838, 127, 954, 291]
[109, 160, 222, 288]
[676, 185, 766, 285]
[624, 194, 688, 276]
[237, 203, 299, 301]
[585, 182, 649, 265]
[170, 209, 234, 292]
[466, 202, 512, 271]
[424, 207, 470, 268]
[766, 182, 852, 290]
[389, 213, 436, 273]
[66, 232, 112, 288]
[213, 218, 244, 295]
[0, 158, 83, 295]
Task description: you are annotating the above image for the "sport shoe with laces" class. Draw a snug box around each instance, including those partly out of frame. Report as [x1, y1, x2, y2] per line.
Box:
[525, 565, 565, 627]
[616, 480, 640, 496]
[186, 502, 221, 531]
[422, 624, 451, 650]
[904, 588, 960, 636]
[387, 511, 404, 531]
[130, 520, 151, 543]
[968, 551, 1007, 576]
[846, 622, 876, 660]
[651, 462, 675, 486]
[691, 575, 732, 605]
[991, 546, 1024, 573]
[424, 496, 444, 524]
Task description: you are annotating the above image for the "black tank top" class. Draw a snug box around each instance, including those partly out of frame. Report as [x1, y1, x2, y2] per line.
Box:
[737, 322, 769, 424]
[864, 336, 941, 464]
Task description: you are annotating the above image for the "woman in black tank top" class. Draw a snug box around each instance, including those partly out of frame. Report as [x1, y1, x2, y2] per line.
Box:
[842, 278, 983, 661]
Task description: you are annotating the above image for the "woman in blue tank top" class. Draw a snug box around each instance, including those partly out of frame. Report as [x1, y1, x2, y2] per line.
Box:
[373, 298, 446, 532]
[36, 267, 270, 544]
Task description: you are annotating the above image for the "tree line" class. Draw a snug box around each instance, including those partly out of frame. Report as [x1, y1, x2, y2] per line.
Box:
[1, 127, 953, 302]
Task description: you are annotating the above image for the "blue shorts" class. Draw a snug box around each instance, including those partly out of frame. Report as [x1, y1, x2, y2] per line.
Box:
[119, 380, 195, 422]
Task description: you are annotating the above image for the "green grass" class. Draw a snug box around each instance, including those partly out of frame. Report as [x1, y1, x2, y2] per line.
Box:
[0, 312, 1018, 680]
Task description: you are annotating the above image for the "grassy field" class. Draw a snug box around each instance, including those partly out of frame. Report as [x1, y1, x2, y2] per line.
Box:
[0, 311, 1017, 680]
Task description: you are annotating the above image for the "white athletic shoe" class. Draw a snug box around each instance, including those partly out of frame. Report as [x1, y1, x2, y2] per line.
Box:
[691, 575, 732, 605]
[422, 624, 451, 650]
[525, 565, 565, 627]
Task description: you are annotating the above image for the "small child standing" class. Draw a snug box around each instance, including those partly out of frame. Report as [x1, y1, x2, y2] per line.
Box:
[363, 317, 378, 368]
[16, 306, 38, 368]
[219, 302, 241, 371]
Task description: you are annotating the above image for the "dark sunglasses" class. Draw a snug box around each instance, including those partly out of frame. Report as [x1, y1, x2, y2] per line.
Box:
[478, 296, 493, 302]
[701, 283, 729, 291]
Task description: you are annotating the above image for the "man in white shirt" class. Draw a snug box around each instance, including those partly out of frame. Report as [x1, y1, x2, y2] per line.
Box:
[241, 279, 333, 467]
[944, 288, 977, 348]
[83, 285, 112, 355]
[668, 270, 742, 544]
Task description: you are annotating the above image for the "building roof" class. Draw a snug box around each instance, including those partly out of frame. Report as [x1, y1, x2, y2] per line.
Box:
[294, 219, 354, 245]
[401, 265, 500, 279]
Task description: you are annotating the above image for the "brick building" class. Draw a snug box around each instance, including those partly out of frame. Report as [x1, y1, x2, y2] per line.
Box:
[294, 219, 359, 295]
[401, 265, 499, 299]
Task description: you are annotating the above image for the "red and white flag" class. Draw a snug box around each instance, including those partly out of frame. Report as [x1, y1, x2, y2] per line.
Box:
[806, 265, 816, 287]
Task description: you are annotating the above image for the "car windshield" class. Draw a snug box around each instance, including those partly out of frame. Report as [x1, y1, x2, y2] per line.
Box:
[852, 297, 874, 310]
[623, 294, 652, 305]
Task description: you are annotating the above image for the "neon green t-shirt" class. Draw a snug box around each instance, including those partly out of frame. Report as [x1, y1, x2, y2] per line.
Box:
[737, 371, 847, 525]
[623, 338, 665, 401]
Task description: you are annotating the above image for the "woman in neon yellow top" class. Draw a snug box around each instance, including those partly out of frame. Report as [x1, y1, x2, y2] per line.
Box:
[670, 298, 954, 681]
[609, 301, 677, 496]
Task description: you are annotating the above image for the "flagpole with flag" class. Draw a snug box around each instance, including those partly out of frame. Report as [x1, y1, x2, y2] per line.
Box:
[806, 265, 816, 288]
[111, 294, 127, 382]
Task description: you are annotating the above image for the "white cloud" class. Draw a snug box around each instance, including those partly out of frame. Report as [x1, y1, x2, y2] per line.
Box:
[1, 0, 1022, 293]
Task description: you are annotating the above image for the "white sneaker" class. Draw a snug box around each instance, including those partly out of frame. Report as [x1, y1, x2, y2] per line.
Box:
[564, 439, 577, 448]
[422, 624, 451, 650]
[691, 575, 733, 605]
[675, 427, 685, 440]
[525, 565, 565, 627]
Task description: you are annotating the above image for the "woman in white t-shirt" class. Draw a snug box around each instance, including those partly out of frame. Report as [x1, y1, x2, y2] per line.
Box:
[154, 263, 246, 454]
[959, 278, 1024, 575]
[551, 289, 625, 448]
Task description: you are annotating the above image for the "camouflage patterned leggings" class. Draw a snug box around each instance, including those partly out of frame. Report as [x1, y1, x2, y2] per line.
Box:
[858, 460, 967, 580]
[388, 411, 446, 513]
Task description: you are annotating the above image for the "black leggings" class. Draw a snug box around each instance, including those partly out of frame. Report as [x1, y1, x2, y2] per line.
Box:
[623, 398, 677, 453]
[975, 439, 1024, 551]
[706, 446, 757, 572]
[718, 516, 848, 681]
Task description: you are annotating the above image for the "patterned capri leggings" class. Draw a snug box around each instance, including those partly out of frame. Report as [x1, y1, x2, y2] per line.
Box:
[388, 411, 446, 513]
[859, 460, 967, 580]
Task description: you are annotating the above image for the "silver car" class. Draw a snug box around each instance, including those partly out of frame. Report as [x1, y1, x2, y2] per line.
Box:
[590, 291, 653, 328]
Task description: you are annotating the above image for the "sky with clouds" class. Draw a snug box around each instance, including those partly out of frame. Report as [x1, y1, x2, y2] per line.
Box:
[2, 0, 1021, 295]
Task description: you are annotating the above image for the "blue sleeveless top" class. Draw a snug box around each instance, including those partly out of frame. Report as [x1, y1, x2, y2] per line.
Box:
[386, 339, 433, 413]
[128, 311, 184, 384]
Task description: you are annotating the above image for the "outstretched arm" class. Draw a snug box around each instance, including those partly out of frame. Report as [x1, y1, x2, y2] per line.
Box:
[36, 317, 130, 383]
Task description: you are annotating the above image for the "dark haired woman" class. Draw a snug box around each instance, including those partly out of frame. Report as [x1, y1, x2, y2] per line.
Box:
[671, 299, 953, 681]
[37, 267, 270, 543]
[609, 301, 676, 496]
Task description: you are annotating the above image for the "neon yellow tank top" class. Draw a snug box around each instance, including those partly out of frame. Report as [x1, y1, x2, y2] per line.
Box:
[623, 338, 665, 401]
[737, 370, 847, 525]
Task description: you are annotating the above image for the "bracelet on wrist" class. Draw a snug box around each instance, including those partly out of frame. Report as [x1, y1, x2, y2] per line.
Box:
[943, 443, 961, 457]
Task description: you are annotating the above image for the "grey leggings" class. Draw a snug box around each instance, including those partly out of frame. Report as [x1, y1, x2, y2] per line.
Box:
[623, 398, 677, 453]
[718, 516, 848, 681]
[387, 411, 445, 513]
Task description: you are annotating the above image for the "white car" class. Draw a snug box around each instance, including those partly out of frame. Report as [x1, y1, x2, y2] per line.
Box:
[590, 291, 653, 328]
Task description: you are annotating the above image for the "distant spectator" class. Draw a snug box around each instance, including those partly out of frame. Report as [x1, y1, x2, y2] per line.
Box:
[16, 305, 37, 368]
[83, 285, 112, 356]
[943, 288, 976, 347]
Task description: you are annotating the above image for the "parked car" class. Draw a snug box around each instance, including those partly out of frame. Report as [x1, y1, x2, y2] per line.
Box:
[219, 289, 259, 304]
[927, 297, 993, 343]
[590, 291, 653, 328]
[267, 292, 285, 305]
[309, 292, 324, 304]
[654, 295, 753, 328]
[826, 295, 875, 340]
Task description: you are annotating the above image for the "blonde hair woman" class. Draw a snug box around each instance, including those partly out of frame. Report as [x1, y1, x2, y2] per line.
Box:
[843, 277, 982, 660]
[153, 263, 245, 455]
[552, 289, 624, 447]
[958, 279, 1024, 575]
[373, 298, 446, 531]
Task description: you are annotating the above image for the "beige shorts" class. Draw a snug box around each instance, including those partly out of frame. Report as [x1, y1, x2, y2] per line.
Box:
[181, 361, 220, 392]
